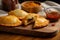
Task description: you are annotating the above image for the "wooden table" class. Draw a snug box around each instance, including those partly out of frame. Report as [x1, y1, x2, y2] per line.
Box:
[0, 31, 60, 40]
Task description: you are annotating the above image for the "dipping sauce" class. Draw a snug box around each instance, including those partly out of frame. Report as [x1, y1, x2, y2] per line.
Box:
[23, 2, 40, 8]
[21, 1, 42, 13]
[46, 11, 60, 21]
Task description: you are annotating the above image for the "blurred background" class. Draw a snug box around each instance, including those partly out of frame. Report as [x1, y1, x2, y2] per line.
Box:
[19, 0, 60, 4]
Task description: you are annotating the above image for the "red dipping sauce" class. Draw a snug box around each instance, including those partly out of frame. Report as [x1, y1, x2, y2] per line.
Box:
[46, 11, 60, 20]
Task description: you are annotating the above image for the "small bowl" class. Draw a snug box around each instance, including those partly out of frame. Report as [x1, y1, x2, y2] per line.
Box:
[21, 1, 42, 13]
[45, 7, 60, 22]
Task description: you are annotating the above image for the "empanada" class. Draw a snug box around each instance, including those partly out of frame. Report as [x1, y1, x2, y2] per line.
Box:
[33, 17, 49, 28]
[22, 13, 40, 25]
[0, 15, 22, 26]
[8, 9, 28, 19]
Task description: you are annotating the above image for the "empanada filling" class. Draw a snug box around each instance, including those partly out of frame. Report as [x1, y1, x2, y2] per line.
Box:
[27, 17, 33, 23]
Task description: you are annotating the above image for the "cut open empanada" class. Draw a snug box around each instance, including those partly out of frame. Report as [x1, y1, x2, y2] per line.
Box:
[33, 17, 49, 29]
[22, 13, 40, 25]
[8, 9, 28, 19]
[0, 15, 22, 26]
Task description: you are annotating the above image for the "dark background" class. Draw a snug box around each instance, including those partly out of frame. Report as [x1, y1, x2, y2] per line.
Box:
[19, 0, 60, 4]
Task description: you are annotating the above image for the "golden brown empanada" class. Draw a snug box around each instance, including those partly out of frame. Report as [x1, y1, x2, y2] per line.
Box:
[8, 9, 28, 19]
[22, 13, 40, 25]
[0, 15, 22, 26]
[33, 17, 49, 29]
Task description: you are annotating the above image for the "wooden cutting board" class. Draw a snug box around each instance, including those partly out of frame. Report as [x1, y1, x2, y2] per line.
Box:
[0, 19, 59, 38]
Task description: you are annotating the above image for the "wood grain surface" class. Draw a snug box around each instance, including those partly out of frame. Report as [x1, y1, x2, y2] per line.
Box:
[0, 31, 60, 40]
